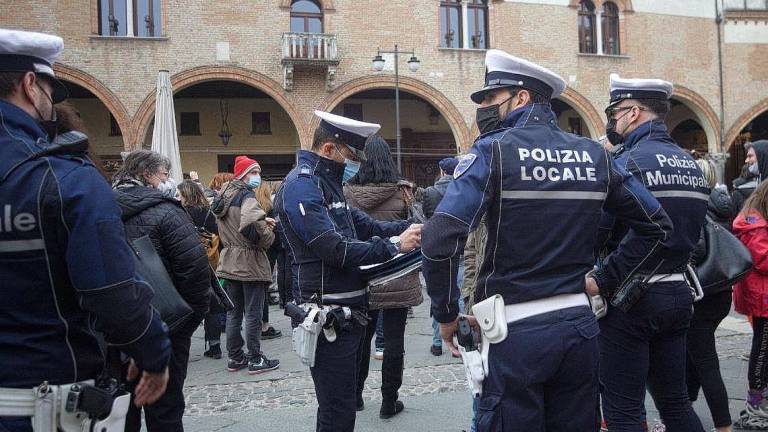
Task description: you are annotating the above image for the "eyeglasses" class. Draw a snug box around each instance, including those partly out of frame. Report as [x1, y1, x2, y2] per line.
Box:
[605, 105, 645, 118]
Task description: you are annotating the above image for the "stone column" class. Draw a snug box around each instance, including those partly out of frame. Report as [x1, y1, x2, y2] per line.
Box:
[709, 151, 729, 186]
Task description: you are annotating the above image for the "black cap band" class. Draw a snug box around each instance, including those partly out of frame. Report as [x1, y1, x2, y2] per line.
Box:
[610, 89, 669, 103]
[485, 70, 553, 99]
[0, 54, 51, 73]
[319, 120, 366, 151]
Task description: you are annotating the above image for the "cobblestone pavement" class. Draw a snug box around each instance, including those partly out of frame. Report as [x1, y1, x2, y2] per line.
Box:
[183, 295, 756, 424]
[185, 362, 467, 416]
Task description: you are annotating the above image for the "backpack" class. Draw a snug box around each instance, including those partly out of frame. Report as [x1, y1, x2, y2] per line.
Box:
[197, 211, 220, 270]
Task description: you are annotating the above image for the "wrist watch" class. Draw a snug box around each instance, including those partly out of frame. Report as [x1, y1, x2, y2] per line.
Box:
[389, 235, 401, 252]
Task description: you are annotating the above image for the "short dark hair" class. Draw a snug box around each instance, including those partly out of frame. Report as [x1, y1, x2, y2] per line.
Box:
[636, 98, 671, 119]
[312, 126, 344, 151]
[505, 87, 549, 104]
[348, 135, 400, 185]
[0, 72, 24, 99]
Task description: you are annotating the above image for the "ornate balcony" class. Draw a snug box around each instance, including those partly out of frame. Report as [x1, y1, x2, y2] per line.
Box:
[281, 32, 339, 91]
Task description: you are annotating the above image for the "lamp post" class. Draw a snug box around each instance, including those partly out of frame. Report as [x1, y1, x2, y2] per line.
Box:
[372, 45, 420, 174]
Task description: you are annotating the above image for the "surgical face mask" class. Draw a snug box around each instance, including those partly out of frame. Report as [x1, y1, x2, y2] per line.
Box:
[605, 108, 633, 146]
[342, 159, 360, 183]
[475, 95, 515, 135]
[157, 179, 177, 197]
[31, 82, 58, 141]
[247, 174, 262, 189]
[749, 162, 760, 176]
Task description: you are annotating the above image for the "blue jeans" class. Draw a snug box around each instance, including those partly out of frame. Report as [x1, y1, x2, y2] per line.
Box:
[599, 283, 704, 432]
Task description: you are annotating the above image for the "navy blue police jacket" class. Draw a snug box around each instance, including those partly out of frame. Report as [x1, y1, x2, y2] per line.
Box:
[422, 103, 674, 323]
[595, 120, 709, 280]
[0, 100, 170, 388]
[274, 150, 410, 308]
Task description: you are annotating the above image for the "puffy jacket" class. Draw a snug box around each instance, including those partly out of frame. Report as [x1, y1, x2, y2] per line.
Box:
[114, 184, 211, 320]
[344, 182, 409, 222]
[733, 211, 768, 317]
[344, 182, 420, 309]
[211, 180, 274, 282]
[422, 175, 453, 219]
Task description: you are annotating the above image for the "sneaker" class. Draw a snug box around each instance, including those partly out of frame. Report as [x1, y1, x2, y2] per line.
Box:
[430, 345, 443, 356]
[248, 355, 280, 375]
[373, 349, 384, 360]
[734, 409, 768, 429]
[227, 357, 248, 372]
[204, 343, 222, 359]
[650, 421, 665, 432]
[261, 327, 283, 340]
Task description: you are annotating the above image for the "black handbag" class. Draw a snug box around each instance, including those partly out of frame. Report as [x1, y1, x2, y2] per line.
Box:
[695, 215, 753, 294]
[130, 235, 194, 334]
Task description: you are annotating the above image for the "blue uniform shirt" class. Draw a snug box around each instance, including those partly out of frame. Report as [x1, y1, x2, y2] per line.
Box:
[274, 150, 409, 308]
[596, 120, 709, 278]
[422, 104, 673, 323]
[0, 100, 170, 387]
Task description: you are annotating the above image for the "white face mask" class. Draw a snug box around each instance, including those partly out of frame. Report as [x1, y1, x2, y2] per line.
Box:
[749, 162, 760, 176]
[157, 179, 177, 197]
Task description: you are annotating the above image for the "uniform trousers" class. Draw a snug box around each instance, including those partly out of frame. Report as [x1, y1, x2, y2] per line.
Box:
[599, 283, 704, 432]
[476, 305, 600, 432]
[311, 320, 365, 432]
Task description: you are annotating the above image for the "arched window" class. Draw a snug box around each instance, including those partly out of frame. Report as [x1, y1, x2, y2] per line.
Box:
[578, 0, 596, 54]
[439, 0, 462, 48]
[290, 0, 323, 33]
[467, 0, 489, 49]
[601, 1, 620, 55]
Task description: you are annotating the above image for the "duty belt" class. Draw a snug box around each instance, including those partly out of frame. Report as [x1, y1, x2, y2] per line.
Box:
[647, 273, 686, 283]
[504, 293, 590, 324]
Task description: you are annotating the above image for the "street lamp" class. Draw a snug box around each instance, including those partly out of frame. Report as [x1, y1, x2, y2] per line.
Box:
[371, 45, 420, 174]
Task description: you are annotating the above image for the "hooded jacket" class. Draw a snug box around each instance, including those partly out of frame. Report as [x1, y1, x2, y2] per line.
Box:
[732, 140, 768, 212]
[211, 179, 274, 282]
[733, 211, 768, 317]
[113, 184, 211, 320]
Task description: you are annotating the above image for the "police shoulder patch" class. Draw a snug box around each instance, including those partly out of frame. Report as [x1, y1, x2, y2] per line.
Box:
[454, 154, 477, 179]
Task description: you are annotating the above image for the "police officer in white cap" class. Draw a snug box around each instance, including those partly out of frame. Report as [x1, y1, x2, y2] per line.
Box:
[274, 111, 422, 431]
[421, 49, 673, 431]
[0, 29, 171, 432]
[594, 74, 708, 431]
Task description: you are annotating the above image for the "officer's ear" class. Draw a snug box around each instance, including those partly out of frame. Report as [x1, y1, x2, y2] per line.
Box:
[515, 89, 530, 107]
[319, 142, 336, 159]
[19, 72, 38, 106]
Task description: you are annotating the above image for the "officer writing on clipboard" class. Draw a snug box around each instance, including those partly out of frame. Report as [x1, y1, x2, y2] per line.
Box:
[0, 29, 170, 432]
[421, 49, 673, 431]
[274, 111, 421, 432]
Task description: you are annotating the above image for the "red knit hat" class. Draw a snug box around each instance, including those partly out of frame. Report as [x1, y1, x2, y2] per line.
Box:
[233, 155, 260, 180]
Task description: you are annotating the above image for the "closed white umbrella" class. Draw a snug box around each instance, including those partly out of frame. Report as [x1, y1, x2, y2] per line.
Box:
[151, 70, 183, 184]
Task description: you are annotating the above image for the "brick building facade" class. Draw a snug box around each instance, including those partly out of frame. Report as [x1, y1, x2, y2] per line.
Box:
[2, 0, 767, 184]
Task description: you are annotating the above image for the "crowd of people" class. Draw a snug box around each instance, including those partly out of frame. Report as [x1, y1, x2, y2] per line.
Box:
[6, 27, 768, 432]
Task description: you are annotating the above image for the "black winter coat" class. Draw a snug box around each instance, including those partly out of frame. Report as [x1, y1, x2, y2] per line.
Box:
[114, 185, 211, 320]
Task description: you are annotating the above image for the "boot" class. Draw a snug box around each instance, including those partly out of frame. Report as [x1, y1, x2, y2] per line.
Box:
[380, 354, 405, 419]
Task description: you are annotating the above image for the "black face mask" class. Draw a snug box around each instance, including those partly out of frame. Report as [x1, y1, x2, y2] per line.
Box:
[32, 82, 58, 142]
[605, 109, 632, 146]
[476, 95, 515, 135]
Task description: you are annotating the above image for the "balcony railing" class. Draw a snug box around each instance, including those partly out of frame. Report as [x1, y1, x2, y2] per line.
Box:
[282, 32, 338, 63]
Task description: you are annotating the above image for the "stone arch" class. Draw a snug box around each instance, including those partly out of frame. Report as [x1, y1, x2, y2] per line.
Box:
[558, 87, 604, 139]
[279, 0, 334, 10]
[313, 75, 472, 152]
[53, 64, 132, 148]
[725, 97, 768, 150]
[131, 65, 306, 151]
[671, 85, 721, 152]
